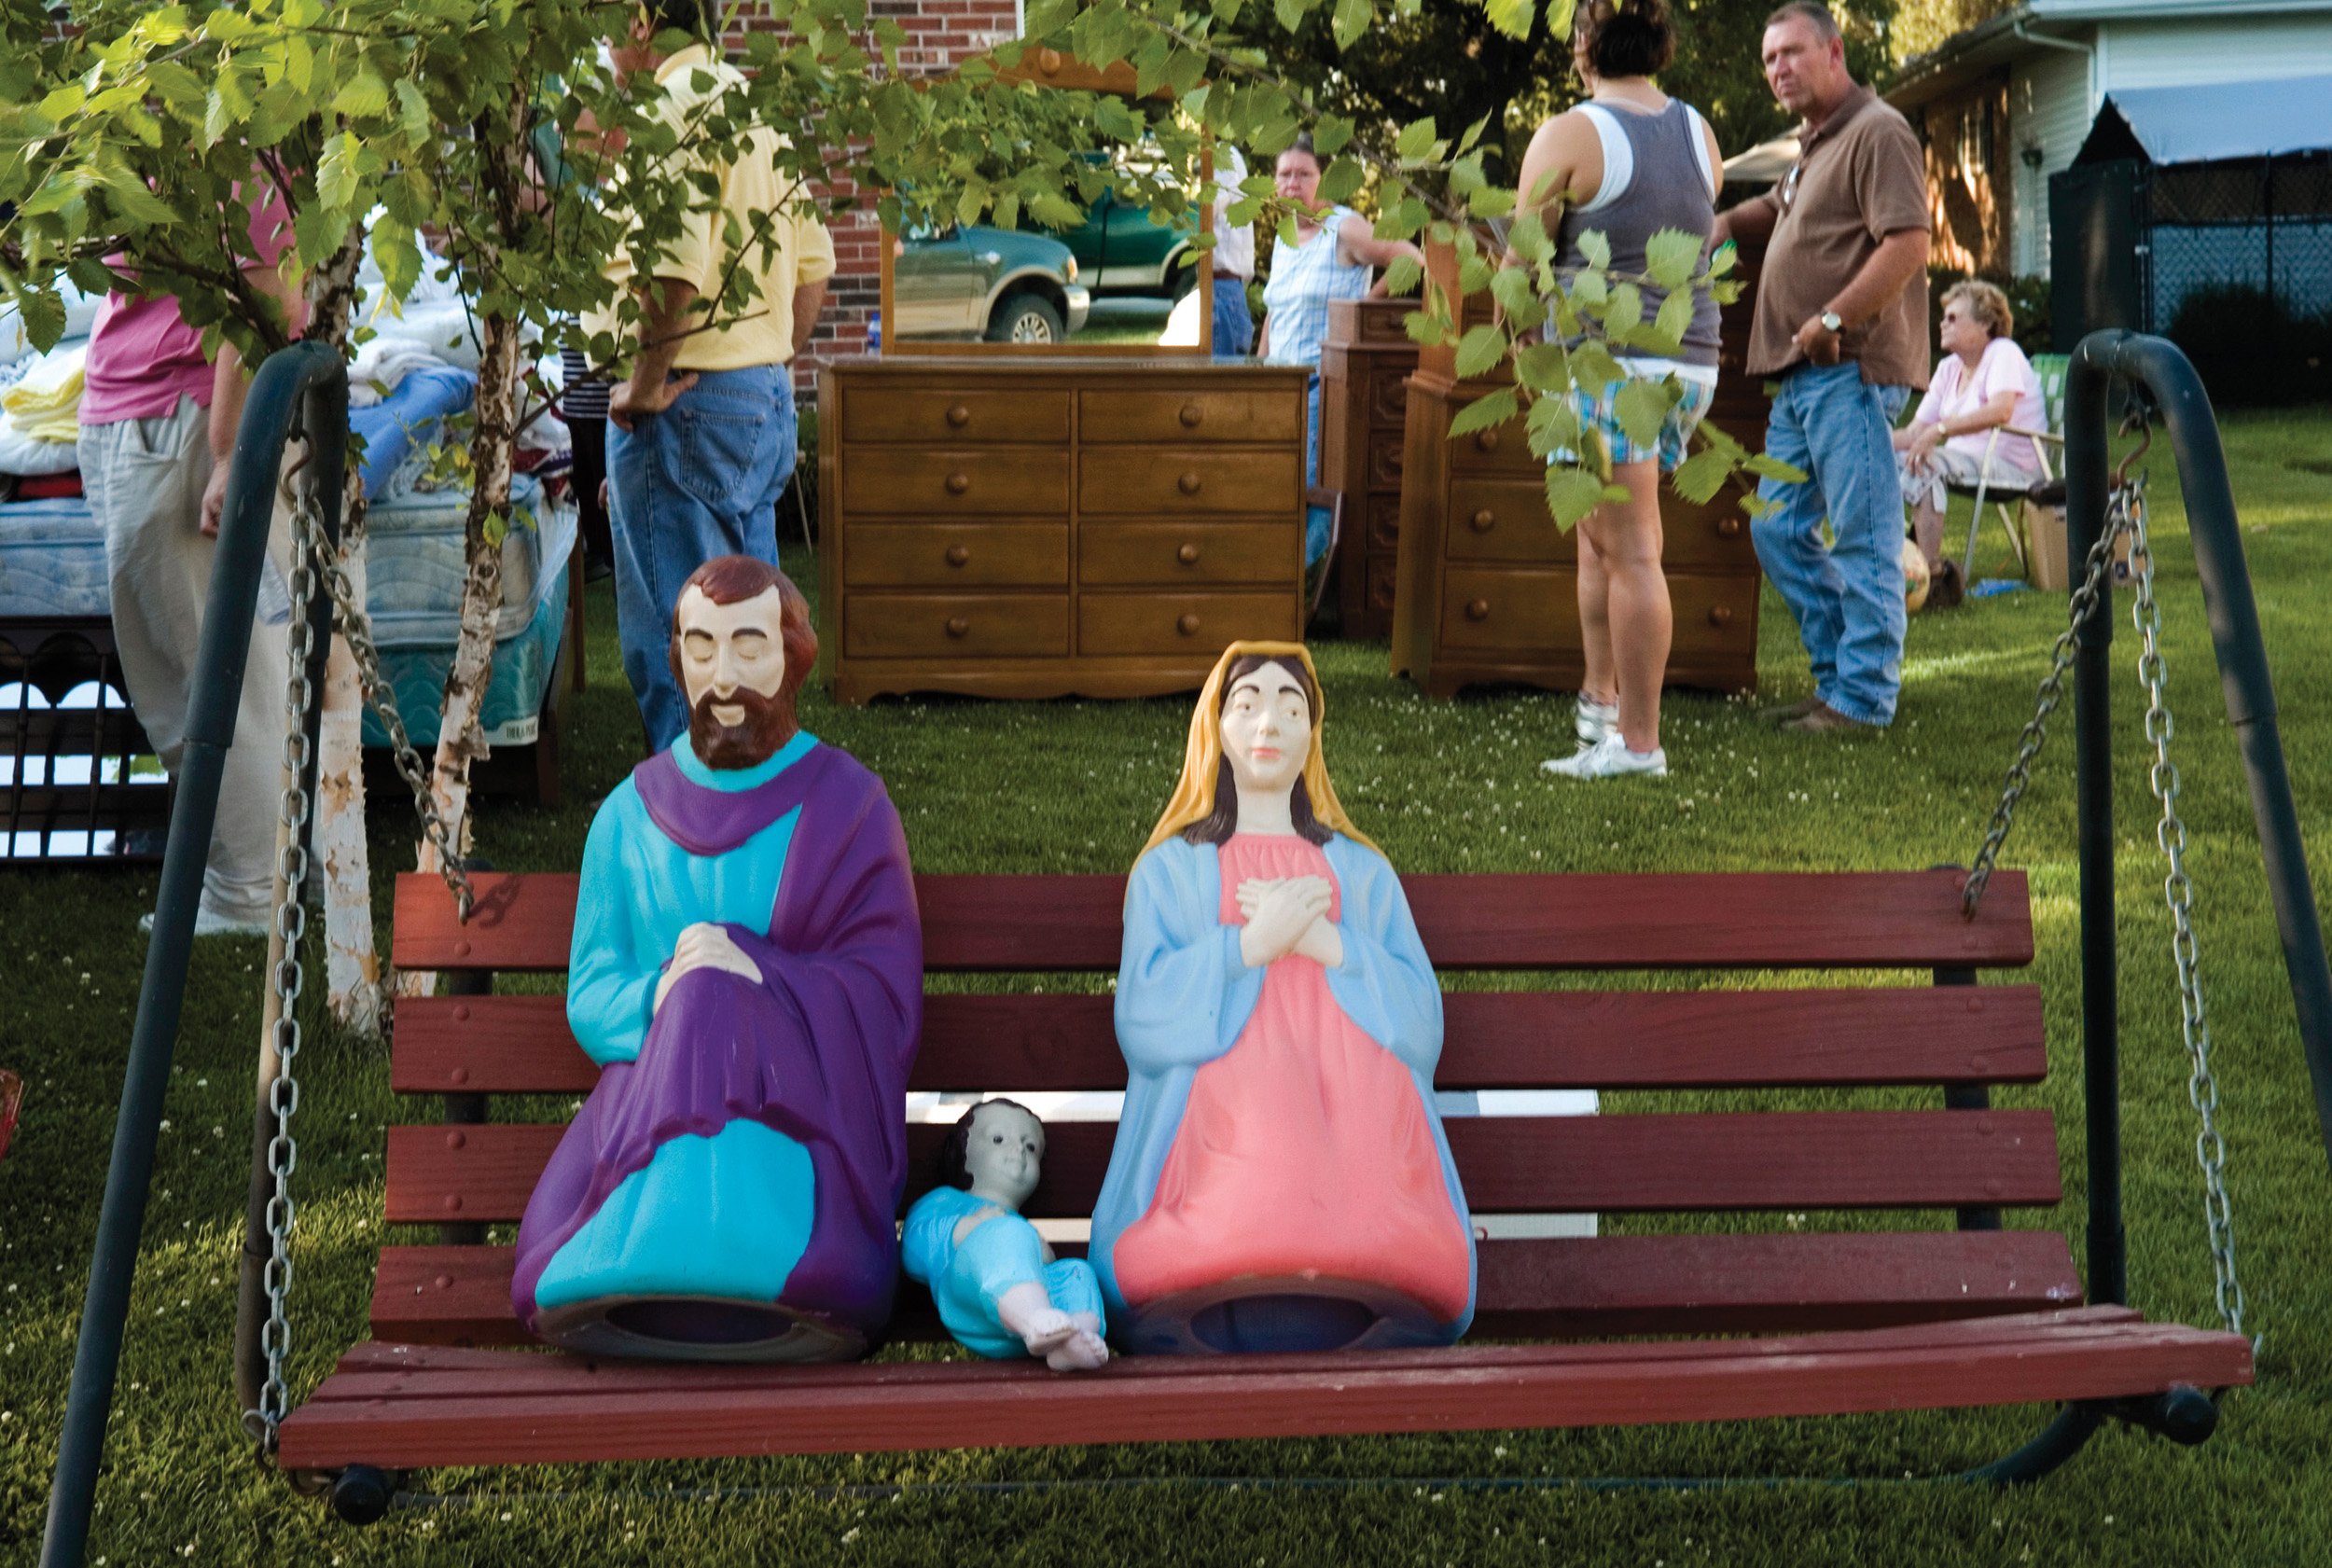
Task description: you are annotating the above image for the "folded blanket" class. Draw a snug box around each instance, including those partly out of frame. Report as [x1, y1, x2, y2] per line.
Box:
[3, 342, 88, 441]
[0, 419, 79, 477]
[349, 337, 452, 408]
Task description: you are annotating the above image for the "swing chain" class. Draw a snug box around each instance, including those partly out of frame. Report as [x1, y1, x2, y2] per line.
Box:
[243, 449, 323, 1457]
[299, 481, 475, 923]
[1960, 505, 2132, 918]
[2126, 478, 2250, 1345]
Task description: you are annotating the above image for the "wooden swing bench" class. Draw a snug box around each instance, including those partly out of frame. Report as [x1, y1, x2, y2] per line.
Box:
[277, 867, 2250, 1493]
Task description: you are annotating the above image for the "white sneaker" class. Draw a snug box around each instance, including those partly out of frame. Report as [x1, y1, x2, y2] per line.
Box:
[138, 906, 271, 939]
[1575, 697, 1617, 745]
[1542, 733, 1668, 780]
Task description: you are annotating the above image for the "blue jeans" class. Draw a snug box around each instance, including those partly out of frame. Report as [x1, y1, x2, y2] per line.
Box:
[1751, 364, 1913, 727]
[1212, 276, 1255, 358]
[608, 366, 796, 748]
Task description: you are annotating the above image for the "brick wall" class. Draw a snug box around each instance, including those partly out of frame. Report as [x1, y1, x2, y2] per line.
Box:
[720, 0, 1025, 390]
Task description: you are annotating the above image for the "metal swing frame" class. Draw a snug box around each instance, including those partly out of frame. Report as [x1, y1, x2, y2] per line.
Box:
[36, 333, 2332, 1560]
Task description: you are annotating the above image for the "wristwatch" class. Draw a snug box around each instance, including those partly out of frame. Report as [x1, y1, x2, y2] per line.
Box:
[1818, 310, 1843, 334]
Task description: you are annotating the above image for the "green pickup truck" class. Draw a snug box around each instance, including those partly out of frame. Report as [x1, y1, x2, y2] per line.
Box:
[1054, 177, 1201, 300]
[894, 226, 1093, 345]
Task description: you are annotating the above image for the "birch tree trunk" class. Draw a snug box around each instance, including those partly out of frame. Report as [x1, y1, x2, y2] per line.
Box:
[300, 230, 386, 1034]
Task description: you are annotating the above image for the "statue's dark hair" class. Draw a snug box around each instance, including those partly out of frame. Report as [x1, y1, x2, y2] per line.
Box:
[1181, 653, 1335, 848]
[936, 1098, 1041, 1189]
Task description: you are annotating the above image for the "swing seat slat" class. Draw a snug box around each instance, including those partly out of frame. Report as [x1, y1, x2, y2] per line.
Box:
[284, 869, 2251, 1479]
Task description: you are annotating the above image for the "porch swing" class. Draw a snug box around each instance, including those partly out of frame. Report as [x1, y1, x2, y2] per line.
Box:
[40, 332, 2332, 1556]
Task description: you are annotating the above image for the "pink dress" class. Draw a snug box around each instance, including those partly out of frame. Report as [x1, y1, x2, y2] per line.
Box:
[1110, 833, 1473, 1322]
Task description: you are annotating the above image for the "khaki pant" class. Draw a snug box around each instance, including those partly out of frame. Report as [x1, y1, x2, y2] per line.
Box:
[79, 396, 291, 924]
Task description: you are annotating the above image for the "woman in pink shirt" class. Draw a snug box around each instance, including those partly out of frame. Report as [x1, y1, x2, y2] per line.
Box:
[1894, 279, 2044, 582]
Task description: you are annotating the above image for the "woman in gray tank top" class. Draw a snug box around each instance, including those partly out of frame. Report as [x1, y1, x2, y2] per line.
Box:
[1511, 0, 1724, 782]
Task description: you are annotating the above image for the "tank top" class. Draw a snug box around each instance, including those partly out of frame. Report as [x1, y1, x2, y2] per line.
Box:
[1554, 98, 1722, 369]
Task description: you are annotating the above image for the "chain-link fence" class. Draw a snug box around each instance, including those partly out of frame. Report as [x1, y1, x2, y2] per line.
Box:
[2146, 150, 2332, 330]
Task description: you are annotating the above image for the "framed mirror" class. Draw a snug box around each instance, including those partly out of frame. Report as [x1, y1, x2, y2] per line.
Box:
[878, 49, 1216, 357]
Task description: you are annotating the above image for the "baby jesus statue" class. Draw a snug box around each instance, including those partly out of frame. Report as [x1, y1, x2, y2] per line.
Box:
[902, 1100, 1109, 1371]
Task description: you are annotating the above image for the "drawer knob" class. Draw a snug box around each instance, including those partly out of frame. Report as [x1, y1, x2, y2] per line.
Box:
[945, 472, 971, 495]
[945, 545, 970, 567]
[1177, 542, 1201, 565]
[1707, 604, 1734, 627]
[1179, 402, 1204, 428]
[1716, 515, 1742, 538]
[946, 404, 971, 428]
[1178, 471, 1203, 496]
[1465, 598, 1492, 621]
[1469, 508, 1495, 533]
[945, 617, 971, 638]
[1176, 613, 1201, 635]
[1475, 430, 1501, 453]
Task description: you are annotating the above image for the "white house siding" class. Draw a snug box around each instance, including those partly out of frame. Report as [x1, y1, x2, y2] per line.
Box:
[2011, 44, 2097, 276]
[2094, 15, 2332, 90]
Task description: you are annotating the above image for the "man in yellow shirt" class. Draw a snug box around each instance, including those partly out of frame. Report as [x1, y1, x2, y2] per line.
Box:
[590, 0, 834, 747]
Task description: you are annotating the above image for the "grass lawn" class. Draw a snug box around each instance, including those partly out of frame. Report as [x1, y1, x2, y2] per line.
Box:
[4, 409, 2329, 1566]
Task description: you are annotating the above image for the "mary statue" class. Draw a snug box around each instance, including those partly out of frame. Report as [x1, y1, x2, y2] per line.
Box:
[1090, 642, 1475, 1354]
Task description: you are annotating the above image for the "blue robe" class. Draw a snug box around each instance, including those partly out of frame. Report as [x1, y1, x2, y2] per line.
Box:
[900, 1186, 1105, 1360]
[1089, 833, 1475, 1343]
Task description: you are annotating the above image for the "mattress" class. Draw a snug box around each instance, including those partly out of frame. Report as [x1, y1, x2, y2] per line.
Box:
[0, 497, 110, 617]
[363, 473, 578, 648]
[363, 555, 569, 749]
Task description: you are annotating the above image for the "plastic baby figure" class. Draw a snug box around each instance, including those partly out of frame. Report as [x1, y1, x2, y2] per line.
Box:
[902, 1099, 1110, 1371]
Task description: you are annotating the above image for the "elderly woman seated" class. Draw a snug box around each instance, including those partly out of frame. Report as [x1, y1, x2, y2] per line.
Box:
[1894, 280, 2046, 600]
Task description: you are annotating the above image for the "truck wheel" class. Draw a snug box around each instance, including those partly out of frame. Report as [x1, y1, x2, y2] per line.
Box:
[987, 293, 1065, 344]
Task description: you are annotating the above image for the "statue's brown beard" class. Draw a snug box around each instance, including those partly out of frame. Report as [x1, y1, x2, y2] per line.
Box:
[688, 684, 795, 770]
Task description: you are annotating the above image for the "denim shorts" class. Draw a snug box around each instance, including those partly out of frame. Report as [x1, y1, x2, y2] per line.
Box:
[1553, 363, 1716, 473]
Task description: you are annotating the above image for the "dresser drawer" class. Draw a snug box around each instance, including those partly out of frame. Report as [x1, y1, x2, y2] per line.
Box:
[844, 523, 1069, 589]
[1078, 450, 1302, 516]
[1079, 522, 1298, 588]
[1077, 591, 1298, 656]
[844, 594, 1069, 659]
[842, 450, 1071, 516]
[1665, 573, 1760, 657]
[1369, 365, 1412, 425]
[1367, 427, 1406, 489]
[1447, 414, 1546, 477]
[1660, 480, 1759, 570]
[841, 388, 1071, 445]
[1367, 493, 1402, 552]
[1446, 479, 1576, 564]
[1365, 555, 1399, 615]
[1437, 567, 1575, 654]
[1081, 389, 1304, 445]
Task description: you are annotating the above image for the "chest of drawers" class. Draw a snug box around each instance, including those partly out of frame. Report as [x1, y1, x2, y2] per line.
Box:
[818, 359, 1312, 702]
[1388, 247, 1770, 698]
[1318, 299, 1421, 641]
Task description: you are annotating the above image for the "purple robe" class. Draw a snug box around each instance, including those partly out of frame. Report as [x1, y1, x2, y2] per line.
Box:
[511, 739, 923, 1353]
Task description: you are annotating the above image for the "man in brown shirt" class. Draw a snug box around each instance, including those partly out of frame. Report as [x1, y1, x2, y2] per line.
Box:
[1716, 2, 1932, 732]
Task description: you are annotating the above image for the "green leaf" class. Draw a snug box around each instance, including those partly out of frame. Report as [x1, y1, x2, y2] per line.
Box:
[1613, 378, 1673, 448]
[1604, 281, 1643, 340]
[333, 68, 389, 119]
[1381, 254, 1423, 298]
[1513, 341, 1566, 395]
[1643, 288, 1694, 356]
[1744, 453, 1811, 484]
[1448, 387, 1518, 438]
[1708, 239, 1738, 278]
[317, 131, 362, 215]
[1395, 117, 1437, 162]
[1332, 0, 1371, 49]
[40, 84, 84, 120]
[1466, 186, 1516, 220]
[374, 220, 422, 301]
[1313, 116, 1355, 157]
[1, 275, 66, 354]
[1317, 159, 1364, 206]
[1544, 465, 1603, 531]
[1527, 390, 1581, 453]
[1575, 229, 1611, 271]
[1570, 339, 1624, 393]
[95, 167, 174, 228]
[1645, 228, 1702, 292]
[1273, 0, 1304, 32]
[1454, 323, 1506, 380]
[1508, 208, 1551, 264]
[1491, 264, 1538, 319]
[395, 78, 430, 143]
[1670, 445, 1735, 505]
[1483, 0, 1533, 40]
[1448, 152, 1486, 197]
[1567, 268, 1607, 309]
[1402, 304, 1449, 346]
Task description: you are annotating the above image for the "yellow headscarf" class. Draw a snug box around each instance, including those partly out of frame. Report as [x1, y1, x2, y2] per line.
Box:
[1136, 641, 1380, 861]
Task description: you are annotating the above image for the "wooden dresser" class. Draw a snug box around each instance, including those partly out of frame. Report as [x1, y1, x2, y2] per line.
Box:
[1318, 299, 1421, 641]
[817, 359, 1312, 702]
[1390, 249, 1770, 698]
